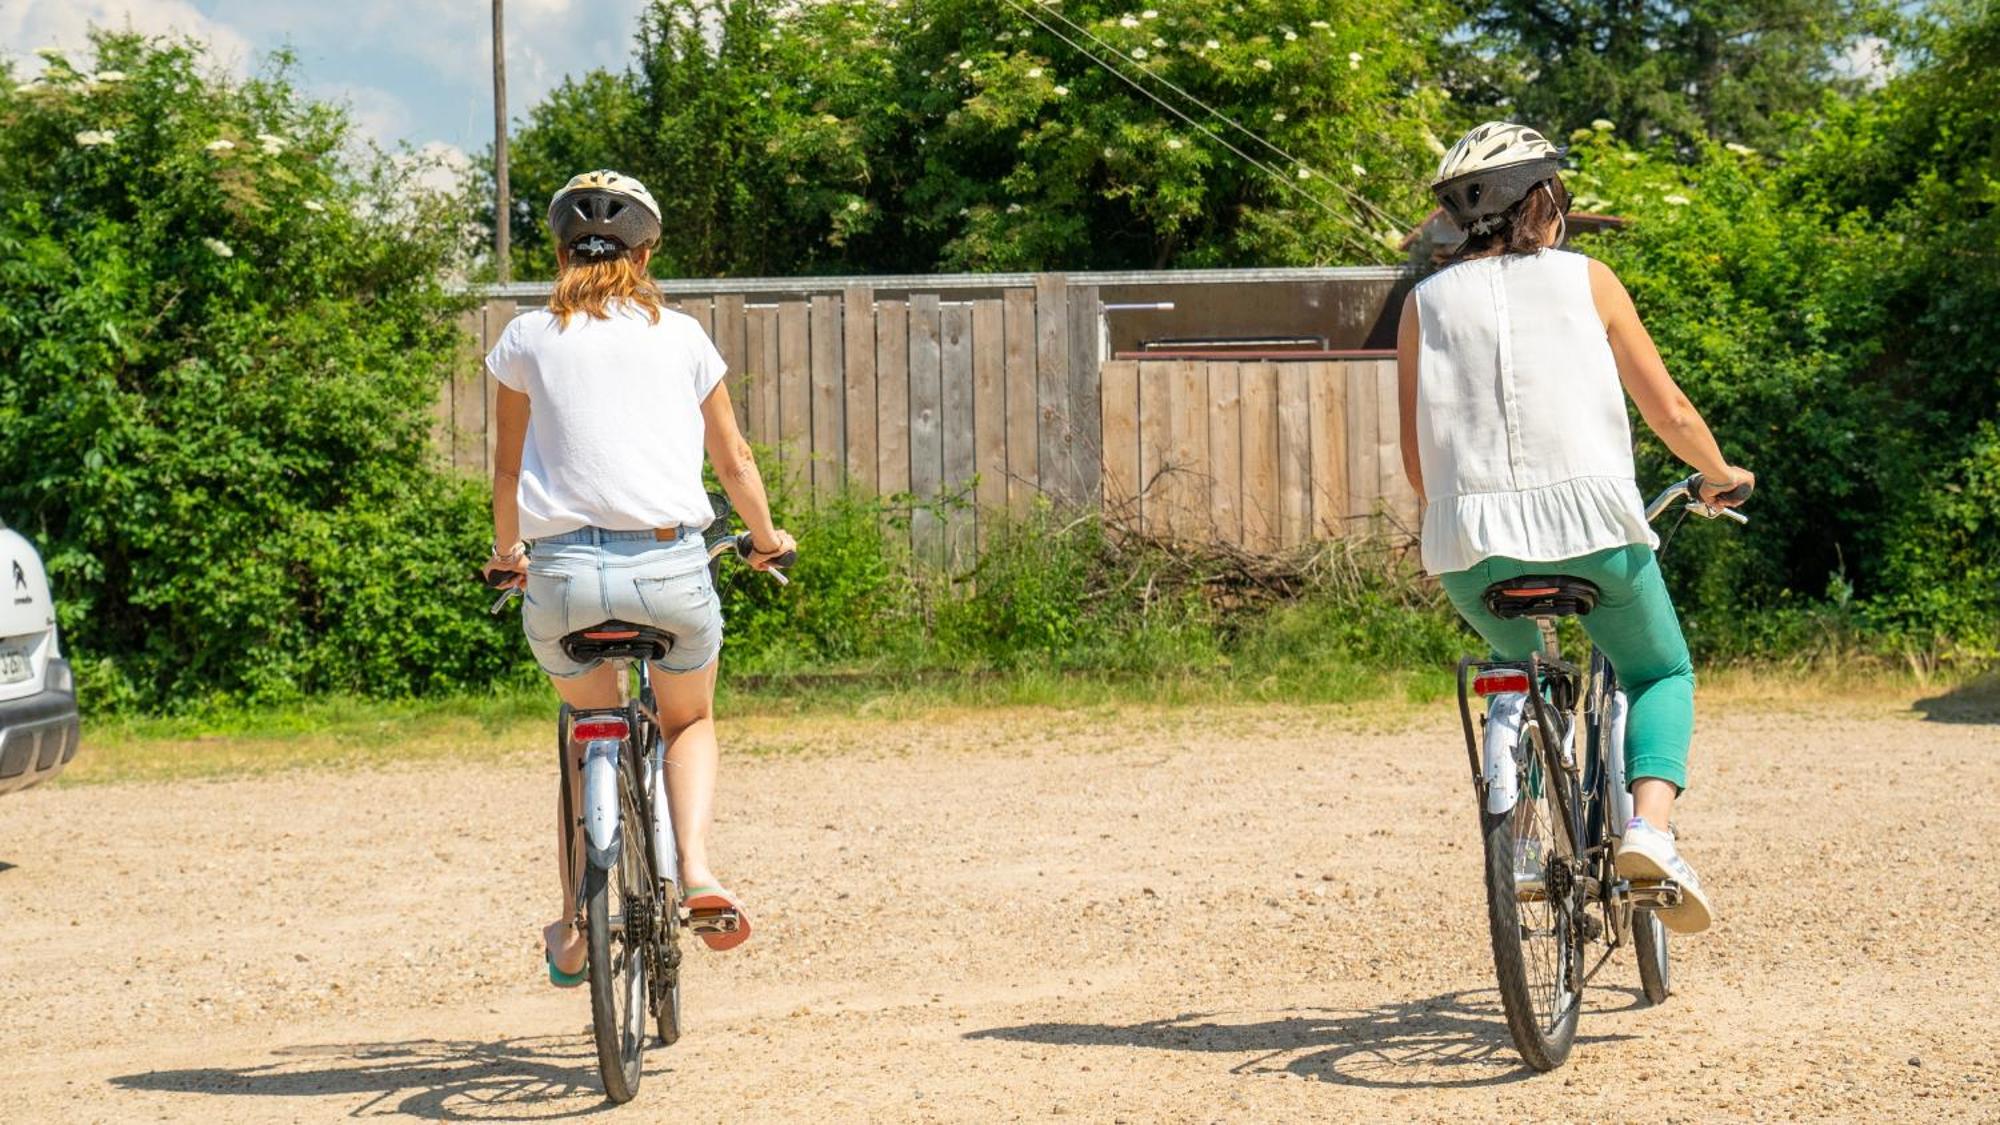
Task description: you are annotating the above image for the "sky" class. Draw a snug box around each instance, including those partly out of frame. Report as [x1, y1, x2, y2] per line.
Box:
[1, 0, 653, 174]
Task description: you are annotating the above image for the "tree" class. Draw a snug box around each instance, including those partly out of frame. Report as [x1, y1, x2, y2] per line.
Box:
[1447, 1, 1897, 152]
[499, 0, 1455, 277]
[0, 33, 516, 708]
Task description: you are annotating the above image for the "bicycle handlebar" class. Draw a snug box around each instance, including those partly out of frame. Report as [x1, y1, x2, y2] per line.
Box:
[483, 531, 795, 613]
[1644, 473, 1753, 525]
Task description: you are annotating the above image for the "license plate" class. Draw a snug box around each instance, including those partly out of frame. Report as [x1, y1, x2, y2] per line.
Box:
[0, 650, 31, 684]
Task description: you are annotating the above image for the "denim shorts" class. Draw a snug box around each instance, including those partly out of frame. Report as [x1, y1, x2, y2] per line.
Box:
[522, 527, 723, 678]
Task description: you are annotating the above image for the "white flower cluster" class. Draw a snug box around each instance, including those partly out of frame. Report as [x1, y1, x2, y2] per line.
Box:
[74, 130, 117, 148]
[203, 237, 234, 258]
[257, 132, 287, 155]
[206, 138, 236, 153]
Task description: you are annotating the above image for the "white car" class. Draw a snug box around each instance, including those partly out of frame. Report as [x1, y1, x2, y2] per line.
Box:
[0, 518, 80, 794]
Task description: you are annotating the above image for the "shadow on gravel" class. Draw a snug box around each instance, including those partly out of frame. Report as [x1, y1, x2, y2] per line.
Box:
[967, 988, 1642, 1089]
[112, 1035, 614, 1120]
[1914, 674, 2000, 725]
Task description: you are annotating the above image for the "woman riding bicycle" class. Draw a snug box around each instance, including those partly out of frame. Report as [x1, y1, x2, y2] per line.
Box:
[1396, 124, 1752, 935]
[481, 170, 794, 982]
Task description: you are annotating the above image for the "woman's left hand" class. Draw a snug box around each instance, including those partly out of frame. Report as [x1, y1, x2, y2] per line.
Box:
[483, 542, 528, 589]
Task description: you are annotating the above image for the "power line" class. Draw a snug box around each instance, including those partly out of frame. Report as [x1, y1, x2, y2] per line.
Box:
[995, 0, 1389, 257]
[1013, 0, 1402, 232]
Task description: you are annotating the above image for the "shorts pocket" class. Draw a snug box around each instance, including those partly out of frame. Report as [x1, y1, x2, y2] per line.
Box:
[521, 571, 573, 643]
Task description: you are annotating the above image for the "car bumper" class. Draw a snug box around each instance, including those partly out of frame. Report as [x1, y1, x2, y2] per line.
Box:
[0, 659, 81, 795]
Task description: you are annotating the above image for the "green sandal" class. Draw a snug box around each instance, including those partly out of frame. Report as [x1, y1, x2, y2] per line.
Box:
[682, 884, 752, 952]
[545, 951, 587, 988]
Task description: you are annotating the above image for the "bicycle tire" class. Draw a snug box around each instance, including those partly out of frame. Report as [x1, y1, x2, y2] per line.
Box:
[1633, 907, 1671, 1004]
[1480, 720, 1582, 1071]
[585, 778, 653, 1103]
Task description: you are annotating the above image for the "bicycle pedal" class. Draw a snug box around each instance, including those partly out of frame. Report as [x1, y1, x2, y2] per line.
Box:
[1627, 879, 1683, 910]
[686, 908, 741, 935]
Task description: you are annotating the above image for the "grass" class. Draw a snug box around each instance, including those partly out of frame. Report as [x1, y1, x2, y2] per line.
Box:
[54, 659, 1981, 787]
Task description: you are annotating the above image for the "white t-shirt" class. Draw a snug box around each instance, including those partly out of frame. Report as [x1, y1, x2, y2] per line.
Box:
[485, 302, 727, 540]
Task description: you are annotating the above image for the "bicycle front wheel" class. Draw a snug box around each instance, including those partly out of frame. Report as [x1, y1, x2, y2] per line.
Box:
[585, 781, 654, 1103]
[1481, 720, 1582, 1071]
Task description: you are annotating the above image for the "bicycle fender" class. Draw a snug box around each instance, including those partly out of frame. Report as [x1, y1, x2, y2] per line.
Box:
[1483, 692, 1528, 815]
[1605, 689, 1632, 835]
[582, 738, 623, 869]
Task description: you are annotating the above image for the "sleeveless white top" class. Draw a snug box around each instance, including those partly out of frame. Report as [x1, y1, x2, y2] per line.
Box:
[1412, 250, 1656, 574]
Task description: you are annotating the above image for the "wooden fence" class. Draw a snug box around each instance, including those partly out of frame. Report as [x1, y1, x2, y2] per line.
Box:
[1101, 358, 1420, 552]
[440, 273, 1420, 559]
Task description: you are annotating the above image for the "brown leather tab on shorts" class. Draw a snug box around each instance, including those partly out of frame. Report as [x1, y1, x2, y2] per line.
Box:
[653, 527, 679, 542]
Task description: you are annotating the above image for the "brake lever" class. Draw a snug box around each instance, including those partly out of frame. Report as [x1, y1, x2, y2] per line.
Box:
[490, 587, 521, 614]
[1683, 500, 1750, 525]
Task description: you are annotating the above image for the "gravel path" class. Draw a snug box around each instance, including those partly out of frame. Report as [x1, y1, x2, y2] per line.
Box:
[3, 700, 1995, 1122]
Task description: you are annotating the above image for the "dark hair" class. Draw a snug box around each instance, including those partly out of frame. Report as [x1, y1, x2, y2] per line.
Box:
[1445, 175, 1571, 263]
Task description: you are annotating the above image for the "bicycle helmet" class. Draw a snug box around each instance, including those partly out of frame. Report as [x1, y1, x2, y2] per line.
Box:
[1430, 122, 1564, 236]
[546, 169, 662, 261]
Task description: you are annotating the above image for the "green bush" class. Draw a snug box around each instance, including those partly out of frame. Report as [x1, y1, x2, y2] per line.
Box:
[0, 34, 514, 709]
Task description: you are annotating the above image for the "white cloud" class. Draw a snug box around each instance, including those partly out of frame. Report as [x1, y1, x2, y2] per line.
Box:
[0, 0, 254, 74]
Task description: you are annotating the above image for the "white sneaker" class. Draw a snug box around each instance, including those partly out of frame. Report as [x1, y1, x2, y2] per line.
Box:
[1616, 819, 1714, 934]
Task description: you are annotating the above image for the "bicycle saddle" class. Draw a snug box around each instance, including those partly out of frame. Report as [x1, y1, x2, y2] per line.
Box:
[1481, 577, 1601, 620]
[559, 620, 677, 664]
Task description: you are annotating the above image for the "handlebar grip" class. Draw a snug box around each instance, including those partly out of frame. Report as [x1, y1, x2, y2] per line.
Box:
[1713, 481, 1753, 504]
[733, 532, 796, 570]
[479, 568, 518, 590]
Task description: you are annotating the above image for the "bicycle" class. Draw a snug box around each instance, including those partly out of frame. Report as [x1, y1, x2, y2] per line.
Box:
[1453, 472, 1750, 1071]
[486, 521, 793, 1103]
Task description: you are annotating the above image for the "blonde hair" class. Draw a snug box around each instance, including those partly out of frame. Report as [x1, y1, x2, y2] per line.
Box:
[547, 252, 664, 328]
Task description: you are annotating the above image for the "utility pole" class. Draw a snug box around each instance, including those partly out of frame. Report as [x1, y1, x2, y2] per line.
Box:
[491, 0, 511, 284]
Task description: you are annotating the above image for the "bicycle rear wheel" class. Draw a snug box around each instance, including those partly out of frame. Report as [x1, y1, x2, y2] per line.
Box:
[585, 775, 654, 1103]
[1633, 907, 1671, 1004]
[1481, 719, 1583, 1071]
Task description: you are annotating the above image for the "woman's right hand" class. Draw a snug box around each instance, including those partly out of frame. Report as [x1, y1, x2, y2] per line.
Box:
[1699, 465, 1756, 507]
[483, 542, 528, 589]
[746, 528, 797, 571]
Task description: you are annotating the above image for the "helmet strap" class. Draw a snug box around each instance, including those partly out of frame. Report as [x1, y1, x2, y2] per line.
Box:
[1542, 182, 1568, 247]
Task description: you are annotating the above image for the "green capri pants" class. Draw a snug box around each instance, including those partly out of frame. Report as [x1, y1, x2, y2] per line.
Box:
[1438, 543, 1695, 791]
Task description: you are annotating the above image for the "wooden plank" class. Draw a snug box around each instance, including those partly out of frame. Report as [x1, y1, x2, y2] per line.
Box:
[1034, 274, 1070, 504]
[1066, 284, 1103, 507]
[1239, 362, 1280, 553]
[907, 294, 944, 562]
[1377, 358, 1420, 535]
[777, 299, 811, 492]
[940, 303, 976, 563]
[971, 298, 1007, 538]
[471, 300, 516, 475]
[681, 296, 714, 339]
[1277, 364, 1313, 548]
[1345, 359, 1380, 524]
[1099, 360, 1141, 519]
[713, 294, 748, 429]
[875, 300, 910, 498]
[744, 305, 779, 448]
[1002, 288, 1039, 512]
[1309, 360, 1348, 539]
[809, 294, 844, 500]
[842, 285, 878, 494]
[1137, 361, 1173, 538]
[1207, 363, 1243, 546]
[1169, 360, 1210, 539]
[443, 309, 480, 466]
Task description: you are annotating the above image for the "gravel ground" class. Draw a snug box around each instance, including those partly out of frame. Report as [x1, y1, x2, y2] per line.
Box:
[2, 697, 1995, 1122]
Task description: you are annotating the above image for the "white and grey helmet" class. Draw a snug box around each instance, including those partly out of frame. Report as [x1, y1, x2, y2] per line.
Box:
[1430, 122, 1565, 235]
[547, 169, 662, 260]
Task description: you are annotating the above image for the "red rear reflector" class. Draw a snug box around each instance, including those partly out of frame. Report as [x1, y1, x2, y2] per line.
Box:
[572, 718, 629, 742]
[1473, 671, 1531, 696]
[1503, 587, 1560, 597]
[583, 629, 639, 640]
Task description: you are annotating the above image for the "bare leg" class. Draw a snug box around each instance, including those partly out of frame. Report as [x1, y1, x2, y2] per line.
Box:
[543, 664, 621, 975]
[649, 658, 721, 891]
[1632, 777, 1677, 833]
